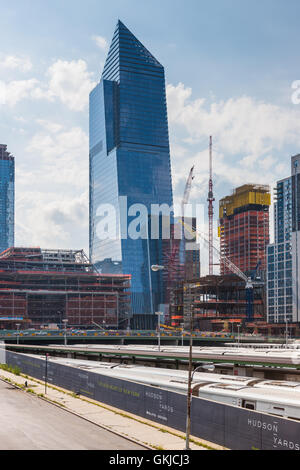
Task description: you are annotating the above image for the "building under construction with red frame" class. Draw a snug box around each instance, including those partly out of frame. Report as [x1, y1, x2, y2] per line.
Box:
[170, 274, 300, 336]
[219, 184, 271, 275]
[170, 274, 266, 332]
[0, 247, 131, 329]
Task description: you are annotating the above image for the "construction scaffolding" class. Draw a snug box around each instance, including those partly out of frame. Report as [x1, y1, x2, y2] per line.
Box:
[219, 184, 271, 275]
[170, 274, 265, 331]
[0, 247, 131, 329]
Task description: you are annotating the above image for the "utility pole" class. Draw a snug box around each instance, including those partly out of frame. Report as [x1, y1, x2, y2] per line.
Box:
[208, 136, 215, 276]
[16, 323, 20, 345]
[181, 323, 184, 346]
[62, 319, 68, 346]
[44, 353, 49, 394]
[185, 284, 193, 450]
[156, 311, 162, 352]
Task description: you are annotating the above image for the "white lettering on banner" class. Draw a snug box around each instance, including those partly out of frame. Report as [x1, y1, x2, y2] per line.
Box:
[273, 437, 300, 450]
[248, 419, 278, 433]
[248, 418, 300, 450]
[145, 391, 163, 400]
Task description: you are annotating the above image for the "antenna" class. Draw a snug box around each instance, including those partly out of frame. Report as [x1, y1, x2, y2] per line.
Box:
[208, 136, 215, 275]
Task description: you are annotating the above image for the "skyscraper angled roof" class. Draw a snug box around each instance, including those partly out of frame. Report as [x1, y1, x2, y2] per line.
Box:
[102, 20, 163, 82]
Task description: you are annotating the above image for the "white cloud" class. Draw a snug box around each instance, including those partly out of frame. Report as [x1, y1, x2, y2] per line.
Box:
[0, 58, 97, 111]
[167, 83, 300, 153]
[26, 125, 89, 178]
[0, 78, 39, 106]
[166, 82, 300, 274]
[16, 191, 88, 250]
[36, 119, 64, 134]
[0, 55, 32, 72]
[167, 82, 300, 193]
[15, 123, 89, 251]
[34, 59, 97, 111]
[92, 35, 108, 51]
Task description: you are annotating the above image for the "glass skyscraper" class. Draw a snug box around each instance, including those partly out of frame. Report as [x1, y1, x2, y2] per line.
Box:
[89, 21, 173, 322]
[267, 177, 293, 324]
[291, 154, 300, 323]
[0, 145, 14, 253]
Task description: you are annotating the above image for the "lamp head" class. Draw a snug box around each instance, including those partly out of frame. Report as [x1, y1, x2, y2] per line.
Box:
[151, 265, 165, 272]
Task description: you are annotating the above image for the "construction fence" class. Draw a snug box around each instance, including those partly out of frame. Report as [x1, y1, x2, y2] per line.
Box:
[3, 350, 300, 451]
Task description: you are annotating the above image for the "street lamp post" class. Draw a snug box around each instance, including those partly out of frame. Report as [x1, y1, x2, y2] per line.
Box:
[151, 265, 166, 351]
[285, 317, 289, 348]
[156, 311, 163, 352]
[185, 284, 194, 451]
[185, 356, 216, 449]
[238, 323, 241, 348]
[62, 319, 68, 346]
[181, 323, 184, 346]
[152, 265, 207, 450]
[16, 323, 20, 345]
[126, 312, 131, 332]
[45, 353, 49, 394]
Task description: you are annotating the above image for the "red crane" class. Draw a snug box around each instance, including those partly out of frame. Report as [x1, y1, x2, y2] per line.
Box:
[207, 136, 215, 275]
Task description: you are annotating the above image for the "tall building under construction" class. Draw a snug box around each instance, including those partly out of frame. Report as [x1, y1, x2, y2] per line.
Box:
[219, 184, 271, 275]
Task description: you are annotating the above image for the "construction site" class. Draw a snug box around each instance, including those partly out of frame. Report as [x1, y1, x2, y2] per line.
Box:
[0, 137, 298, 335]
[170, 274, 265, 331]
[0, 247, 131, 329]
[219, 184, 271, 275]
[168, 139, 300, 336]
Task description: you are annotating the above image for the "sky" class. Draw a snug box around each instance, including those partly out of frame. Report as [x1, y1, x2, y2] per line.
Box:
[1, 0, 300, 272]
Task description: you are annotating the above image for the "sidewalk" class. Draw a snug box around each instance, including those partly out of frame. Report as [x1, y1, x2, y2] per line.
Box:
[0, 367, 225, 451]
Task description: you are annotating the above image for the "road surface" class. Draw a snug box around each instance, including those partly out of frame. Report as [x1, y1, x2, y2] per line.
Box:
[0, 380, 145, 450]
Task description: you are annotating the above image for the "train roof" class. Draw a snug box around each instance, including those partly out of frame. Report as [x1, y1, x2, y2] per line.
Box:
[197, 383, 300, 406]
[26, 353, 300, 386]
[65, 343, 300, 362]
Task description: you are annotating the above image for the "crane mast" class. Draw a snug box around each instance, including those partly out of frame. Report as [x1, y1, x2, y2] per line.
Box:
[208, 136, 215, 275]
[168, 166, 195, 268]
[182, 166, 195, 209]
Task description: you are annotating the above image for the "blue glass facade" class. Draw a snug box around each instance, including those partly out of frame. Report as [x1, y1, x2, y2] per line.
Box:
[89, 21, 173, 317]
[267, 177, 293, 323]
[291, 154, 300, 323]
[0, 145, 14, 253]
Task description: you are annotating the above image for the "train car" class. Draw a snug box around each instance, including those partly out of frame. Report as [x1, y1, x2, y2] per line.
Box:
[28, 353, 300, 420]
[89, 366, 300, 420]
[47, 355, 300, 394]
[192, 382, 300, 421]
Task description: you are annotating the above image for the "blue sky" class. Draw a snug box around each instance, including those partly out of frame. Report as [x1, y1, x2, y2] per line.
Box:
[1, 0, 300, 270]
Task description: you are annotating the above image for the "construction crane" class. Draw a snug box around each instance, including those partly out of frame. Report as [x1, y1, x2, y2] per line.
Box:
[167, 166, 195, 271]
[182, 166, 195, 207]
[207, 136, 215, 275]
[179, 166, 195, 264]
[181, 220, 257, 323]
[251, 260, 262, 281]
[163, 167, 195, 326]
